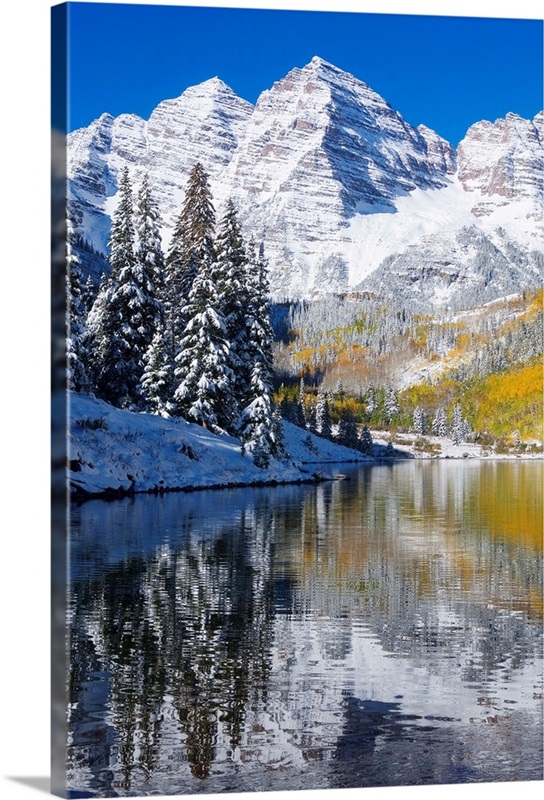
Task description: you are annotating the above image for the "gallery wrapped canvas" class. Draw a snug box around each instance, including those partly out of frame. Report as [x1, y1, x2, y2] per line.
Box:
[51, 1, 543, 798]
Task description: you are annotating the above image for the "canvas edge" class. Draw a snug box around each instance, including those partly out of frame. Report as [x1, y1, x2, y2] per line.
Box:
[51, 3, 69, 797]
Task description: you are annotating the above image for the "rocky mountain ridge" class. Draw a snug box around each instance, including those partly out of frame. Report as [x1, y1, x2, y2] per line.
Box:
[66, 57, 543, 310]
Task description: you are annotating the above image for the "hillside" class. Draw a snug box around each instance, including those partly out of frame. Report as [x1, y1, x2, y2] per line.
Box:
[274, 289, 543, 444]
[68, 393, 368, 498]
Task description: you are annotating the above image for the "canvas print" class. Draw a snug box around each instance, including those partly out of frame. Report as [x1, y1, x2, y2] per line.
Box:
[51, 1, 543, 797]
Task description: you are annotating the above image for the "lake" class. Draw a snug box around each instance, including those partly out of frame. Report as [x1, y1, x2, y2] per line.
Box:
[67, 460, 543, 796]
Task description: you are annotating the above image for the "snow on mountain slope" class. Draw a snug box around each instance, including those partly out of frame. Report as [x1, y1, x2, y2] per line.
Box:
[66, 57, 543, 308]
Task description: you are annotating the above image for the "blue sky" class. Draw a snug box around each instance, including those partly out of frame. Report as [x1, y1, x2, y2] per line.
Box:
[58, 2, 543, 145]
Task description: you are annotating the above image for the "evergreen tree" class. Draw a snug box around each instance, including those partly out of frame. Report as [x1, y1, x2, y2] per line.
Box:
[136, 172, 165, 304]
[315, 387, 332, 439]
[432, 407, 448, 437]
[173, 262, 233, 429]
[358, 424, 374, 456]
[165, 162, 216, 354]
[81, 275, 96, 317]
[141, 325, 172, 415]
[239, 361, 275, 468]
[298, 377, 307, 426]
[336, 407, 359, 449]
[66, 234, 90, 392]
[450, 404, 465, 445]
[306, 397, 317, 433]
[239, 242, 278, 461]
[213, 200, 251, 425]
[365, 385, 377, 419]
[271, 405, 287, 458]
[135, 173, 168, 402]
[85, 271, 108, 389]
[413, 405, 426, 435]
[171, 163, 235, 428]
[93, 166, 160, 408]
[385, 387, 400, 424]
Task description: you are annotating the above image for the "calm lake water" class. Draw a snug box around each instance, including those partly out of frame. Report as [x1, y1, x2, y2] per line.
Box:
[67, 460, 543, 797]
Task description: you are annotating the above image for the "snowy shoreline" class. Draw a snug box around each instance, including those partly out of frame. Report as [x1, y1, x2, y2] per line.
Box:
[68, 393, 368, 499]
[67, 393, 542, 500]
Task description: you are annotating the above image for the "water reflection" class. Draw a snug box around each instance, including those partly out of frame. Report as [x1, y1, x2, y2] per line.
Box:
[68, 462, 543, 795]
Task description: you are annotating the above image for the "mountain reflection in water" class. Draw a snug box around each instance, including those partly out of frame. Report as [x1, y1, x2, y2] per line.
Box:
[67, 461, 543, 796]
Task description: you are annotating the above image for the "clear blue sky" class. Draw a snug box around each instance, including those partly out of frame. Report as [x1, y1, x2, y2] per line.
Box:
[57, 2, 543, 145]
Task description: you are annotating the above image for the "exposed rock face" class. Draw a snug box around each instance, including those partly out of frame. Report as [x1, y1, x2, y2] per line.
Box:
[144, 78, 253, 222]
[67, 58, 543, 309]
[457, 112, 544, 213]
[358, 226, 543, 311]
[222, 57, 455, 296]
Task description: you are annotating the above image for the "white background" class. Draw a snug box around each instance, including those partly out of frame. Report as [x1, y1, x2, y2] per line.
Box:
[0, 1, 542, 799]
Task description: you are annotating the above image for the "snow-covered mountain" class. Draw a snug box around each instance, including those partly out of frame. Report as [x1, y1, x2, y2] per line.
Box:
[66, 57, 543, 309]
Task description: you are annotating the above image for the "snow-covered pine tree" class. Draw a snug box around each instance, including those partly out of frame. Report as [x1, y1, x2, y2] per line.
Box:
[413, 405, 426, 435]
[385, 387, 400, 424]
[213, 199, 250, 427]
[135, 174, 169, 408]
[169, 162, 238, 424]
[336, 407, 359, 449]
[165, 162, 216, 355]
[239, 241, 278, 462]
[136, 173, 165, 304]
[81, 275, 96, 317]
[141, 325, 172, 415]
[85, 271, 108, 389]
[306, 398, 317, 433]
[66, 232, 91, 392]
[365, 384, 377, 419]
[93, 166, 159, 408]
[315, 387, 332, 439]
[271, 405, 287, 458]
[173, 256, 233, 430]
[450, 404, 465, 445]
[298, 377, 307, 426]
[239, 360, 276, 468]
[358, 424, 374, 456]
[432, 407, 448, 437]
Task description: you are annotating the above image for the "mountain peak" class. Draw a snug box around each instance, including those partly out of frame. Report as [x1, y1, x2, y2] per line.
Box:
[308, 55, 336, 69]
[184, 76, 240, 99]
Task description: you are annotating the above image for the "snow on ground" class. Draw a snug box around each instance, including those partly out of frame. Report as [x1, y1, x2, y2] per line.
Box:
[371, 430, 543, 461]
[68, 393, 367, 497]
[68, 394, 542, 499]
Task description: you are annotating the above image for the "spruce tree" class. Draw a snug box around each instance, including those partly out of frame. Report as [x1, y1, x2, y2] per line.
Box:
[315, 387, 332, 439]
[358, 424, 374, 456]
[135, 173, 168, 406]
[173, 262, 233, 430]
[165, 162, 216, 355]
[136, 172, 165, 304]
[451, 404, 465, 445]
[239, 361, 276, 468]
[213, 199, 250, 426]
[66, 234, 90, 392]
[432, 407, 448, 437]
[239, 242, 278, 461]
[336, 407, 359, 449]
[385, 387, 400, 424]
[93, 166, 160, 408]
[81, 275, 96, 317]
[413, 406, 426, 435]
[365, 384, 377, 420]
[141, 325, 172, 415]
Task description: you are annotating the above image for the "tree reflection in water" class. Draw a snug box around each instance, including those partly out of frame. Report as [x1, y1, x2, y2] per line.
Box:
[67, 462, 543, 796]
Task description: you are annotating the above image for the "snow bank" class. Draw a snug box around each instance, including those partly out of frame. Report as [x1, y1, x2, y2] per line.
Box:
[68, 393, 367, 498]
